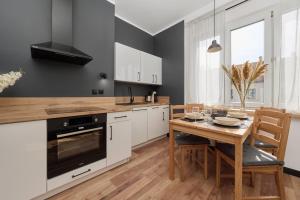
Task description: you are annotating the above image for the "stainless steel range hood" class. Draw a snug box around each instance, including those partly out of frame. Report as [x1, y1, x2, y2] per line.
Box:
[31, 0, 93, 65]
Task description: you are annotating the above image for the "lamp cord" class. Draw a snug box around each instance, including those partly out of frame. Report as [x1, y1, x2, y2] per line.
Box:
[214, 0, 216, 38]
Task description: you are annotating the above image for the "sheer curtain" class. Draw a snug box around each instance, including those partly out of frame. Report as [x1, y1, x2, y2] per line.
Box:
[185, 11, 225, 105]
[274, 0, 300, 112]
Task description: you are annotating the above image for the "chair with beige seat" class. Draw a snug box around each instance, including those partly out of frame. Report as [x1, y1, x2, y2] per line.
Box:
[216, 109, 292, 200]
[170, 104, 210, 181]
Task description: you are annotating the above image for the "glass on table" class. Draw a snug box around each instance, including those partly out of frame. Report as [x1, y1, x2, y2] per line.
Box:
[191, 106, 200, 123]
[203, 108, 212, 122]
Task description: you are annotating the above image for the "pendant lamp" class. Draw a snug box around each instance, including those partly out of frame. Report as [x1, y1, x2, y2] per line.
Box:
[207, 0, 222, 53]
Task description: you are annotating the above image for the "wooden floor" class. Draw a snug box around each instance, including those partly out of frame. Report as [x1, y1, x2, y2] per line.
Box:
[49, 138, 300, 200]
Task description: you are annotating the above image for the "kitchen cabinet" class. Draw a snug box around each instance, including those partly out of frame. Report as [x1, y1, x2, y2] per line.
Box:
[147, 106, 169, 140]
[115, 42, 162, 85]
[107, 112, 132, 166]
[141, 52, 162, 85]
[147, 106, 162, 140]
[47, 159, 106, 191]
[161, 106, 170, 135]
[115, 42, 141, 83]
[0, 120, 47, 200]
[132, 107, 148, 147]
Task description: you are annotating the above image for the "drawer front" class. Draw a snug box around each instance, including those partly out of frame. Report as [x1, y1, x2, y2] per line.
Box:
[47, 159, 106, 191]
[107, 111, 132, 124]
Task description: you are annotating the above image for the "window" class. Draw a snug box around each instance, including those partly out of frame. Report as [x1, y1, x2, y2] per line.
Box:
[225, 10, 272, 107]
[275, 8, 300, 112]
[185, 11, 224, 105]
[230, 21, 265, 105]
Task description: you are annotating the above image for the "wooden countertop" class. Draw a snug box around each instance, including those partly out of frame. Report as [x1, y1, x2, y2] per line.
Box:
[0, 97, 169, 125]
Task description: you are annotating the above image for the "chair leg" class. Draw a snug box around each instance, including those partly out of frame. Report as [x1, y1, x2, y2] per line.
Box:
[204, 145, 208, 179]
[216, 150, 221, 187]
[192, 149, 196, 166]
[180, 148, 185, 182]
[276, 167, 285, 200]
[250, 172, 255, 187]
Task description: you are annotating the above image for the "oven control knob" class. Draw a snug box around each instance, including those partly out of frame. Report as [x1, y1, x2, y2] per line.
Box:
[63, 122, 68, 127]
[94, 118, 98, 122]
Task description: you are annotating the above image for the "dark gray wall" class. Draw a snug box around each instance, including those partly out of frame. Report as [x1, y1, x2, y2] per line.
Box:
[114, 17, 157, 96]
[154, 21, 185, 104]
[0, 0, 115, 97]
[115, 17, 154, 54]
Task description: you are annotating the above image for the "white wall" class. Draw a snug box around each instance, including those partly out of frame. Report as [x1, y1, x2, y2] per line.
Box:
[285, 119, 300, 170]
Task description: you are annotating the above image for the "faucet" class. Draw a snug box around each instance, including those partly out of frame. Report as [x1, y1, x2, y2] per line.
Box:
[151, 91, 156, 103]
[128, 87, 134, 104]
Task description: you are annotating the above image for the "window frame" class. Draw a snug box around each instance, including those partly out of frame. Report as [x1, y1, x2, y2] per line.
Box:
[224, 9, 273, 108]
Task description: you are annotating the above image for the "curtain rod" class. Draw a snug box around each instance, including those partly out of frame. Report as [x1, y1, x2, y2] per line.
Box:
[225, 0, 250, 11]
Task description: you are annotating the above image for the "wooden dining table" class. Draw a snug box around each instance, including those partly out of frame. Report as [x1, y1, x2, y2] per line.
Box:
[168, 118, 253, 200]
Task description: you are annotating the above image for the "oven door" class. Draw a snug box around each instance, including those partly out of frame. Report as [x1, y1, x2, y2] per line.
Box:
[47, 125, 106, 179]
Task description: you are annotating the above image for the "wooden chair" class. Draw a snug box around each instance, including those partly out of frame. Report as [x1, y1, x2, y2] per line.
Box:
[171, 104, 210, 181]
[216, 109, 292, 200]
[250, 107, 286, 155]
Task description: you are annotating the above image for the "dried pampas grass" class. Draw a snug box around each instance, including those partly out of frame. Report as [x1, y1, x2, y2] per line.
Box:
[222, 57, 268, 108]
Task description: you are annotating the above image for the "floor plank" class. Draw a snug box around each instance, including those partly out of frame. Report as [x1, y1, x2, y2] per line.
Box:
[49, 138, 300, 200]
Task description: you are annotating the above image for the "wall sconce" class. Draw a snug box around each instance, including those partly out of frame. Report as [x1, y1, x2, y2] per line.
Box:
[99, 72, 107, 80]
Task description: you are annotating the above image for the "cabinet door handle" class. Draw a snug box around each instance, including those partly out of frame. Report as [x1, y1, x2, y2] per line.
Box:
[137, 72, 141, 81]
[110, 125, 113, 141]
[163, 112, 165, 121]
[152, 74, 155, 83]
[133, 109, 147, 112]
[155, 74, 157, 83]
[72, 169, 91, 178]
[152, 107, 159, 109]
[114, 115, 127, 119]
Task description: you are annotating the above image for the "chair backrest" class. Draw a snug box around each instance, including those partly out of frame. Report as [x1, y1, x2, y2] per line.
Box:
[251, 109, 292, 161]
[170, 104, 204, 120]
[186, 103, 204, 113]
[260, 107, 286, 126]
[170, 105, 186, 119]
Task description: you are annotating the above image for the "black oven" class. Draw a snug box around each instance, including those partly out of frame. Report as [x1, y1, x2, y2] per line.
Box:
[47, 114, 106, 179]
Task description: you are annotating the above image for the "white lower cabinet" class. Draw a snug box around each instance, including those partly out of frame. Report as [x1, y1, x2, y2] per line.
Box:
[147, 105, 170, 141]
[47, 159, 106, 191]
[161, 106, 170, 135]
[107, 112, 132, 166]
[147, 106, 163, 140]
[132, 107, 148, 146]
[0, 121, 47, 200]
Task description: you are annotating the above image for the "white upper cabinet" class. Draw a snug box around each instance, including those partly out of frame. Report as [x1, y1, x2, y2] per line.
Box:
[115, 42, 162, 85]
[0, 120, 47, 200]
[115, 42, 141, 83]
[141, 52, 162, 85]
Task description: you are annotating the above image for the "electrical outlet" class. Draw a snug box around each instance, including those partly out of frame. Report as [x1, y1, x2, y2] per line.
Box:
[98, 90, 104, 95]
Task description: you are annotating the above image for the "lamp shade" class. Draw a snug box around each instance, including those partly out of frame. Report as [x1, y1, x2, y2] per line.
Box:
[207, 40, 222, 53]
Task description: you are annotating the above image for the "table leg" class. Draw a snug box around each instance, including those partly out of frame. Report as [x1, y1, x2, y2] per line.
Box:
[169, 124, 175, 180]
[235, 140, 243, 200]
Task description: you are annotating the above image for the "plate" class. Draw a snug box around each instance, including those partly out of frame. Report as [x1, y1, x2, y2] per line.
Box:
[214, 117, 242, 127]
[227, 114, 248, 120]
[185, 113, 205, 120]
[227, 112, 248, 119]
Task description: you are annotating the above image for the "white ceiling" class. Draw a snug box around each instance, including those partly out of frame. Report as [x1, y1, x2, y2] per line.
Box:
[115, 0, 213, 35]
